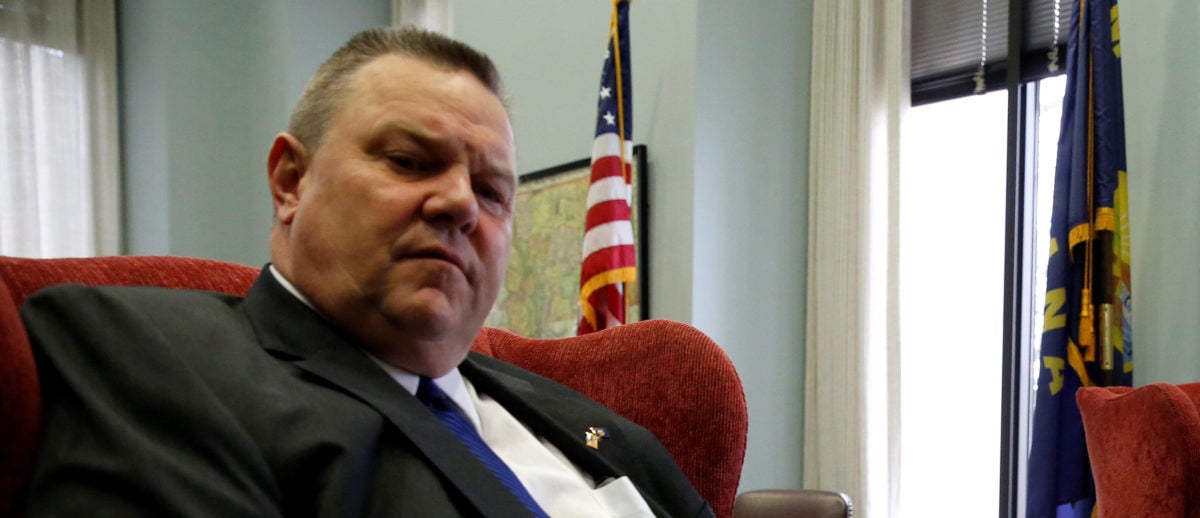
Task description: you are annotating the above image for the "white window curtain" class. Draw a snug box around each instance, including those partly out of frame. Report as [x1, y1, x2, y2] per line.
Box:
[391, 0, 453, 35]
[804, 0, 907, 516]
[0, 0, 119, 258]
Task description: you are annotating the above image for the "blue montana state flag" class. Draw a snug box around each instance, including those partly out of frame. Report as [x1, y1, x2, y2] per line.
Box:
[1026, 0, 1132, 517]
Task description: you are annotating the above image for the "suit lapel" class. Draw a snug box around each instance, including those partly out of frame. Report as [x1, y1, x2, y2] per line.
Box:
[460, 354, 682, 517]
[459, 355, 632, 485]
[239, 270, 532, 518]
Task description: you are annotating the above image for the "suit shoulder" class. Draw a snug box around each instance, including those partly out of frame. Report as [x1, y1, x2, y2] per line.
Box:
[22, 283, 243, 319]
[21, 284, 250, 360]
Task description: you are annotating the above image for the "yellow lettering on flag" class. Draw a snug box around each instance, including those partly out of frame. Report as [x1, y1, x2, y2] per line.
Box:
[1067, 339, 1095, 387]
[1111, 5, 1121, 58]
[1044, 288, 1067, 332]
[1044, 356, 1066, 395]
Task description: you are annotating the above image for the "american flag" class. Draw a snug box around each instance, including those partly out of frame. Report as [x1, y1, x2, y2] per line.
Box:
[578, 0, 634, 335]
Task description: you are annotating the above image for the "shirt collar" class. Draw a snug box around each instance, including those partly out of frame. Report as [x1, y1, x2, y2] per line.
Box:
[368, 356, 481, 430]
[268, 264, 316, 311]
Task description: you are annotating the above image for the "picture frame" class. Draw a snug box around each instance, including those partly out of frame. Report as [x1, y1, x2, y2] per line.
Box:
[485, 144, 648, 339]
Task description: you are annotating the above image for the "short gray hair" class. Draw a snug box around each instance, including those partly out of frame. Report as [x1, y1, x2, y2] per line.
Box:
[287, 26, 504, 152]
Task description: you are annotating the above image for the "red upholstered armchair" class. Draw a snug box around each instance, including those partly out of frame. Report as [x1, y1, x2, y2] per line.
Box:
[0, 255, 748, 517]
[1077, 382, 1200, 517]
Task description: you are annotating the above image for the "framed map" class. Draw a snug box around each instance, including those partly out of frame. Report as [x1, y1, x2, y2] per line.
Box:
[485, 145, 648, 339]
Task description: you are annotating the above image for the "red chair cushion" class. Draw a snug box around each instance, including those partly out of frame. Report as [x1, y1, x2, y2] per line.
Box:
[0, 277, 38, 517]
[1077, 382, 1200, 517]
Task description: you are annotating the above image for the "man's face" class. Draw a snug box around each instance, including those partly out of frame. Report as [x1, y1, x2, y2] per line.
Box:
[272, 54, 516, 376]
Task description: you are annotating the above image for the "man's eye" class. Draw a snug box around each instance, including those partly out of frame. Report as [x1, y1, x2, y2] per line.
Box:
[475, 186, 502, 203]
[472, 185, 506, 206]
[474, 184, 513, 214]
[389, 156, 420, 170]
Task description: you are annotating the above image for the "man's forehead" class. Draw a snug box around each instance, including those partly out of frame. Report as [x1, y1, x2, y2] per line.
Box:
[337, 54, 515, 171]
[344, 55, 508, 123]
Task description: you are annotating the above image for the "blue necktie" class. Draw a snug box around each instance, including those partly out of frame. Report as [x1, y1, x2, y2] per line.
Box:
[416, 376, 549, 517]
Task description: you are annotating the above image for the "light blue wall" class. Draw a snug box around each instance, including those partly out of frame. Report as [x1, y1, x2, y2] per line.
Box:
[1121, 2, 1200, 385]
[693, 0, 811, 492]
[119, 0, 389, 265]
[454, 0, 813, 492]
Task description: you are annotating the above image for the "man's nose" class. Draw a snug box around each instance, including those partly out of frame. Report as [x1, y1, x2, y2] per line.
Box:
[423, 166, 479, 233]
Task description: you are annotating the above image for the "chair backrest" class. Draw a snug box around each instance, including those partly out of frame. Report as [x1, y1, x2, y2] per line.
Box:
[0, 255, 748, 517]
[1076, 382, 1200, 517]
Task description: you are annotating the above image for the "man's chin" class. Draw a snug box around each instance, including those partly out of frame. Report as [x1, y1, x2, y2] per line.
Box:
[380, 298, 482, 343]
[372, 289, 490, 355]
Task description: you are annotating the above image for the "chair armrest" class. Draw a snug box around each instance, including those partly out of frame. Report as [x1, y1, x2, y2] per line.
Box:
[734, 489, 854, 518]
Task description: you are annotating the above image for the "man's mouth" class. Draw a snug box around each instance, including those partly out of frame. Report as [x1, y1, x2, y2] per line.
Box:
[405, 246, 466, 274]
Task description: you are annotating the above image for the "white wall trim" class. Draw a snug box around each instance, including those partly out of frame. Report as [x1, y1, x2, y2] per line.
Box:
[391, 0, 453, 35]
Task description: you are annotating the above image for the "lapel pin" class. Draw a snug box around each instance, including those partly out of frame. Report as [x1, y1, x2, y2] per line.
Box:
[585, 427, 609, 450]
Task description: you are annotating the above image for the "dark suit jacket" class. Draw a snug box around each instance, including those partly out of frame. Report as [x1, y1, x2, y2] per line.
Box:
[20, 270, 711, 517]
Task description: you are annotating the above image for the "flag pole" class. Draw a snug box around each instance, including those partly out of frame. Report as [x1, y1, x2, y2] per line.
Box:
[610, 0, 631, 320]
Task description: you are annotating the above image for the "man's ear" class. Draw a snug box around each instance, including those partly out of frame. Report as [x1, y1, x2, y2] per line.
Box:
[268, 133, 308, 225]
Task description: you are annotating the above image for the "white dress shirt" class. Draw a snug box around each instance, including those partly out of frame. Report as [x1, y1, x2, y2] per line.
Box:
[269, 266, 653, 517]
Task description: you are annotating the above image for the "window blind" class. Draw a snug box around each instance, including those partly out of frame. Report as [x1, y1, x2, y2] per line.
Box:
[912, 0, 1071, 105]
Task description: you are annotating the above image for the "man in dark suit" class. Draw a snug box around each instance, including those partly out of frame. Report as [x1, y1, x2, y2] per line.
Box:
[20, 27, 711, 517]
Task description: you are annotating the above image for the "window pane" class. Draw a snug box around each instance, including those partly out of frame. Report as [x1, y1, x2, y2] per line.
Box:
[899, 89, 1008, 515]
[1020, 74, 1068, 515]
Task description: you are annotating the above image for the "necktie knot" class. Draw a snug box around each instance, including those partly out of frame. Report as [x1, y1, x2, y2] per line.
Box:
[416, 376, 455, 411]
